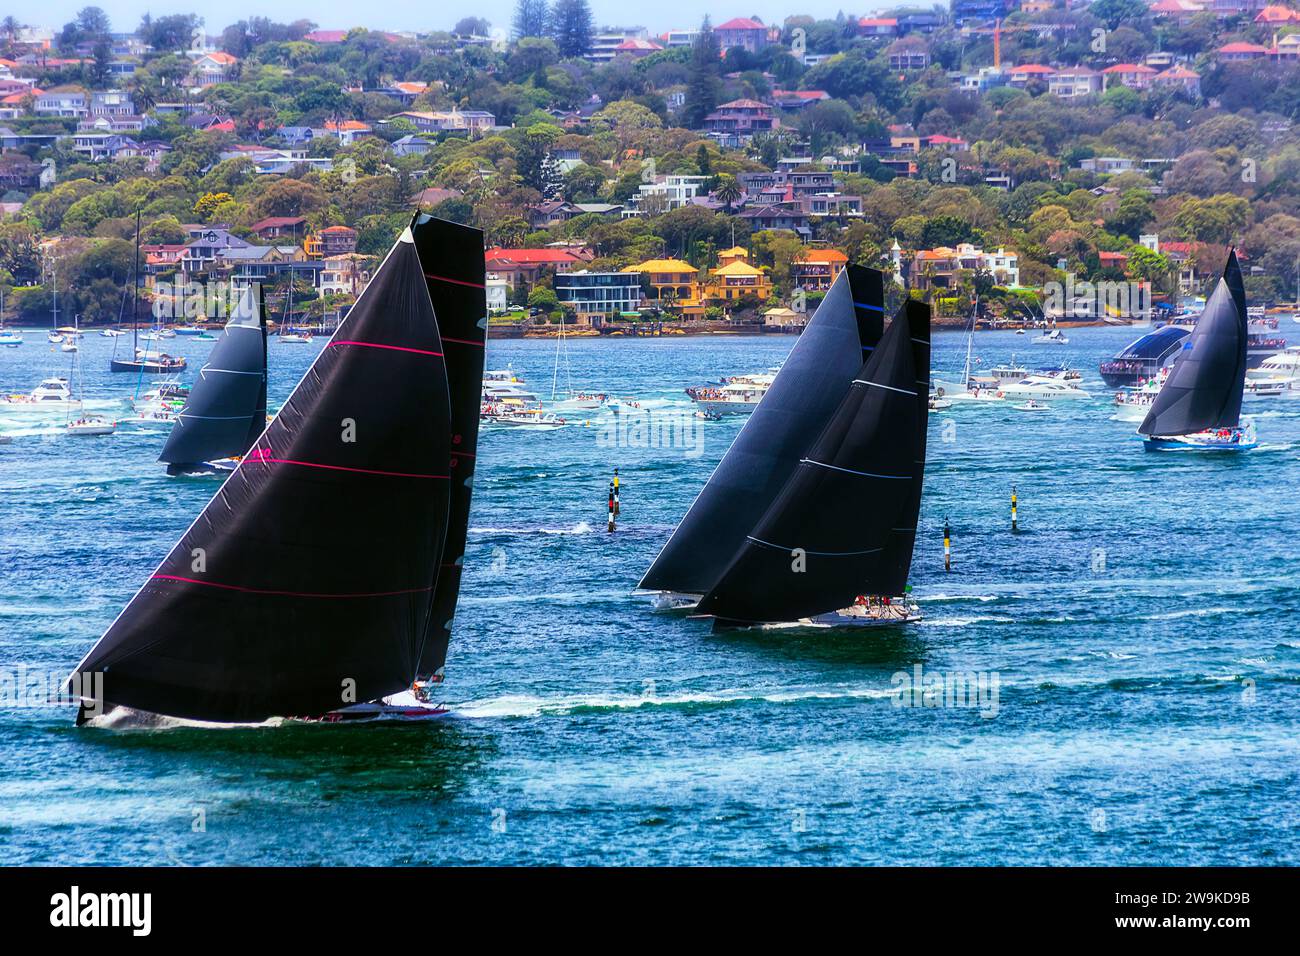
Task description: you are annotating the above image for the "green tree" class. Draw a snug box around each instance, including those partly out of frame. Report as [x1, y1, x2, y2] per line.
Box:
[683, 17, 721, 129]
[513, 0, 550, 39]
[551, 0, 592, 58]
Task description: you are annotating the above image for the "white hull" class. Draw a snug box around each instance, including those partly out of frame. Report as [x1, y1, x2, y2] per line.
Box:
[696, 399, 760, 415]
[732, 601, 924, 630]
[646, 591, 702, 613]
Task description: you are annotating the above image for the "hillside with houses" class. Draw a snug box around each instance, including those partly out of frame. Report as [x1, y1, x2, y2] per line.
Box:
[2, 0, 1300, 329]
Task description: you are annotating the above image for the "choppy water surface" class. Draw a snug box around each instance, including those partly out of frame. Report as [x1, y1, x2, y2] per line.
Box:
[2, 327, 1297, 865]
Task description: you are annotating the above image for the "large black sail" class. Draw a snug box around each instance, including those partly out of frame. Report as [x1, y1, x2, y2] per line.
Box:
[409, 213, 487, 679]
[639, 266, 884, 595]
[68, 229, 452, 722]
[157, 283, 267, 471]
[1139, 251, 1248, 437]
[695, 300, 930, 624]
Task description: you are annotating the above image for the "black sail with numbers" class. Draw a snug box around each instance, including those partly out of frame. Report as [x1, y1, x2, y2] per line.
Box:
[1138, 251, 1248, 437]
[638, 265, 885, 595]
[67, 226, 453, 722]
[696, 300, 930, 624]
[409, 213, 487, 680]
[158, 283, 268, 472]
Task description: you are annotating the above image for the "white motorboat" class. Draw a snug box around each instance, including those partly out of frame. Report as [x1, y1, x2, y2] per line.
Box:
[1245, 378, 1290, 397]
[100, 328, 126, 337]
[60, 340, 77, 352]
[0, 377, 78, 411]
[1032, 328, 1069, 345]
[0, 330, 22, 347]
[687, 372, 776, 415]
[997, 375, 1091, 400]
[1014, 400, 1050, 411]
[481, 405, 568, 429]
[47, 332, 63, 344]
[278, 332, 313, 344]
[1112, 367, 1168, 422]
[928, 396, 953, 411]
[1246, 345, 1300, 381]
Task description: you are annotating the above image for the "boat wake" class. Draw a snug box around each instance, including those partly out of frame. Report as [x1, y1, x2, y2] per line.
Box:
[454, 684, 899, 718]
[470, 521, 594, 536]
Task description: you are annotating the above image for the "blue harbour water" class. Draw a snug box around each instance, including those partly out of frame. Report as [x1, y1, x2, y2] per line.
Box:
[1, 326, 1298, 865]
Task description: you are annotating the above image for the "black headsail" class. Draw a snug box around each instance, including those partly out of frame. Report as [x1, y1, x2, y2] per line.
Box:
[695, 300, 931, 624]
[157, 283, 268, 473]
[67, 226, 453, 722]
[639, 265, 885, 595]
[1138, 251, 1248, 437]
[409, 213, 487, 680]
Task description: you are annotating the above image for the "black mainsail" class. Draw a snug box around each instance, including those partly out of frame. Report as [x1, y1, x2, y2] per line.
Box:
[68, 226, 454, 722]
[409, 213, 487, 680]
[695, 300, 931, 624]
[639, 266, 885, 595]
[1138, 251, 1248, 437]
[157, 283, 268, 473]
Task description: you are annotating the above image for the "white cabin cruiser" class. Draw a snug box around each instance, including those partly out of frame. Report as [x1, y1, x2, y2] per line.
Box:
[1, 377, 78, 411]
[997, 375, 1091, 400]
[686, 372, 776, 415]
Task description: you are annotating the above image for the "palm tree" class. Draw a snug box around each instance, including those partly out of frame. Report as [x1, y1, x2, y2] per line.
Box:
[714, 175, 742, 212]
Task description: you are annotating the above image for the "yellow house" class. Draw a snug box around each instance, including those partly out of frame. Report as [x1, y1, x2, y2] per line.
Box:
[621, 258, 703, 314]
[717, 245, 750, 266]
[704, 257, 773, 304]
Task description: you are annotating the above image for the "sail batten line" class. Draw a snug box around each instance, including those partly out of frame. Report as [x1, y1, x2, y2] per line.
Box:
[746, 536, 885, 557]
[800, 458, 910, 479]
[850, 379, 917, 396]
[853, 301, 884, 311]
[329, 340, 444, 357]
[440, 336, 487, 347]
[150, 574, 432, 599]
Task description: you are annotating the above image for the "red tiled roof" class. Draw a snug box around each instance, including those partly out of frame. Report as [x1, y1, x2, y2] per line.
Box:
[484, 248, 581, 265]
[1102, 63, 1158, 73]
[1218, 42, 1269, 53]
[1010, 63, 1056, 74]
[716, 18, 765, 31]
[858, 17, 898, 26]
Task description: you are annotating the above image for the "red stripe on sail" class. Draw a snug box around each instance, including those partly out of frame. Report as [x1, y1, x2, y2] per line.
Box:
[245, 449, 448, 480]
[329, 340, 443, 357]
[423, 272, 486, 290]
[440, 336, 486, 347]
[151, 575, 432, 599]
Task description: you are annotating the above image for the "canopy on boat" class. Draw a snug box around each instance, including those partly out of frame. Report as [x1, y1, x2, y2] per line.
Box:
[696, 299, 930, 624]
[157, 284, 267, 469]
[1139, 251, 1247, 437]
[638, 266, 885, 596]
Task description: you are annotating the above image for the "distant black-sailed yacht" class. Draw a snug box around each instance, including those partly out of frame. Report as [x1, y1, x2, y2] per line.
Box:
[1139, 251, 1256, 452]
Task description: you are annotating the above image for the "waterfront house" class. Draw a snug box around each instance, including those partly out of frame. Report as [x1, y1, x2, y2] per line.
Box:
[485, 247, 583, 289]
[621, 258, 702, 313]
[554, 270, 644, 322]
[792, 248, 848, 292]
[703, 249, 773, 304]
[911, 243, 1020, 290]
